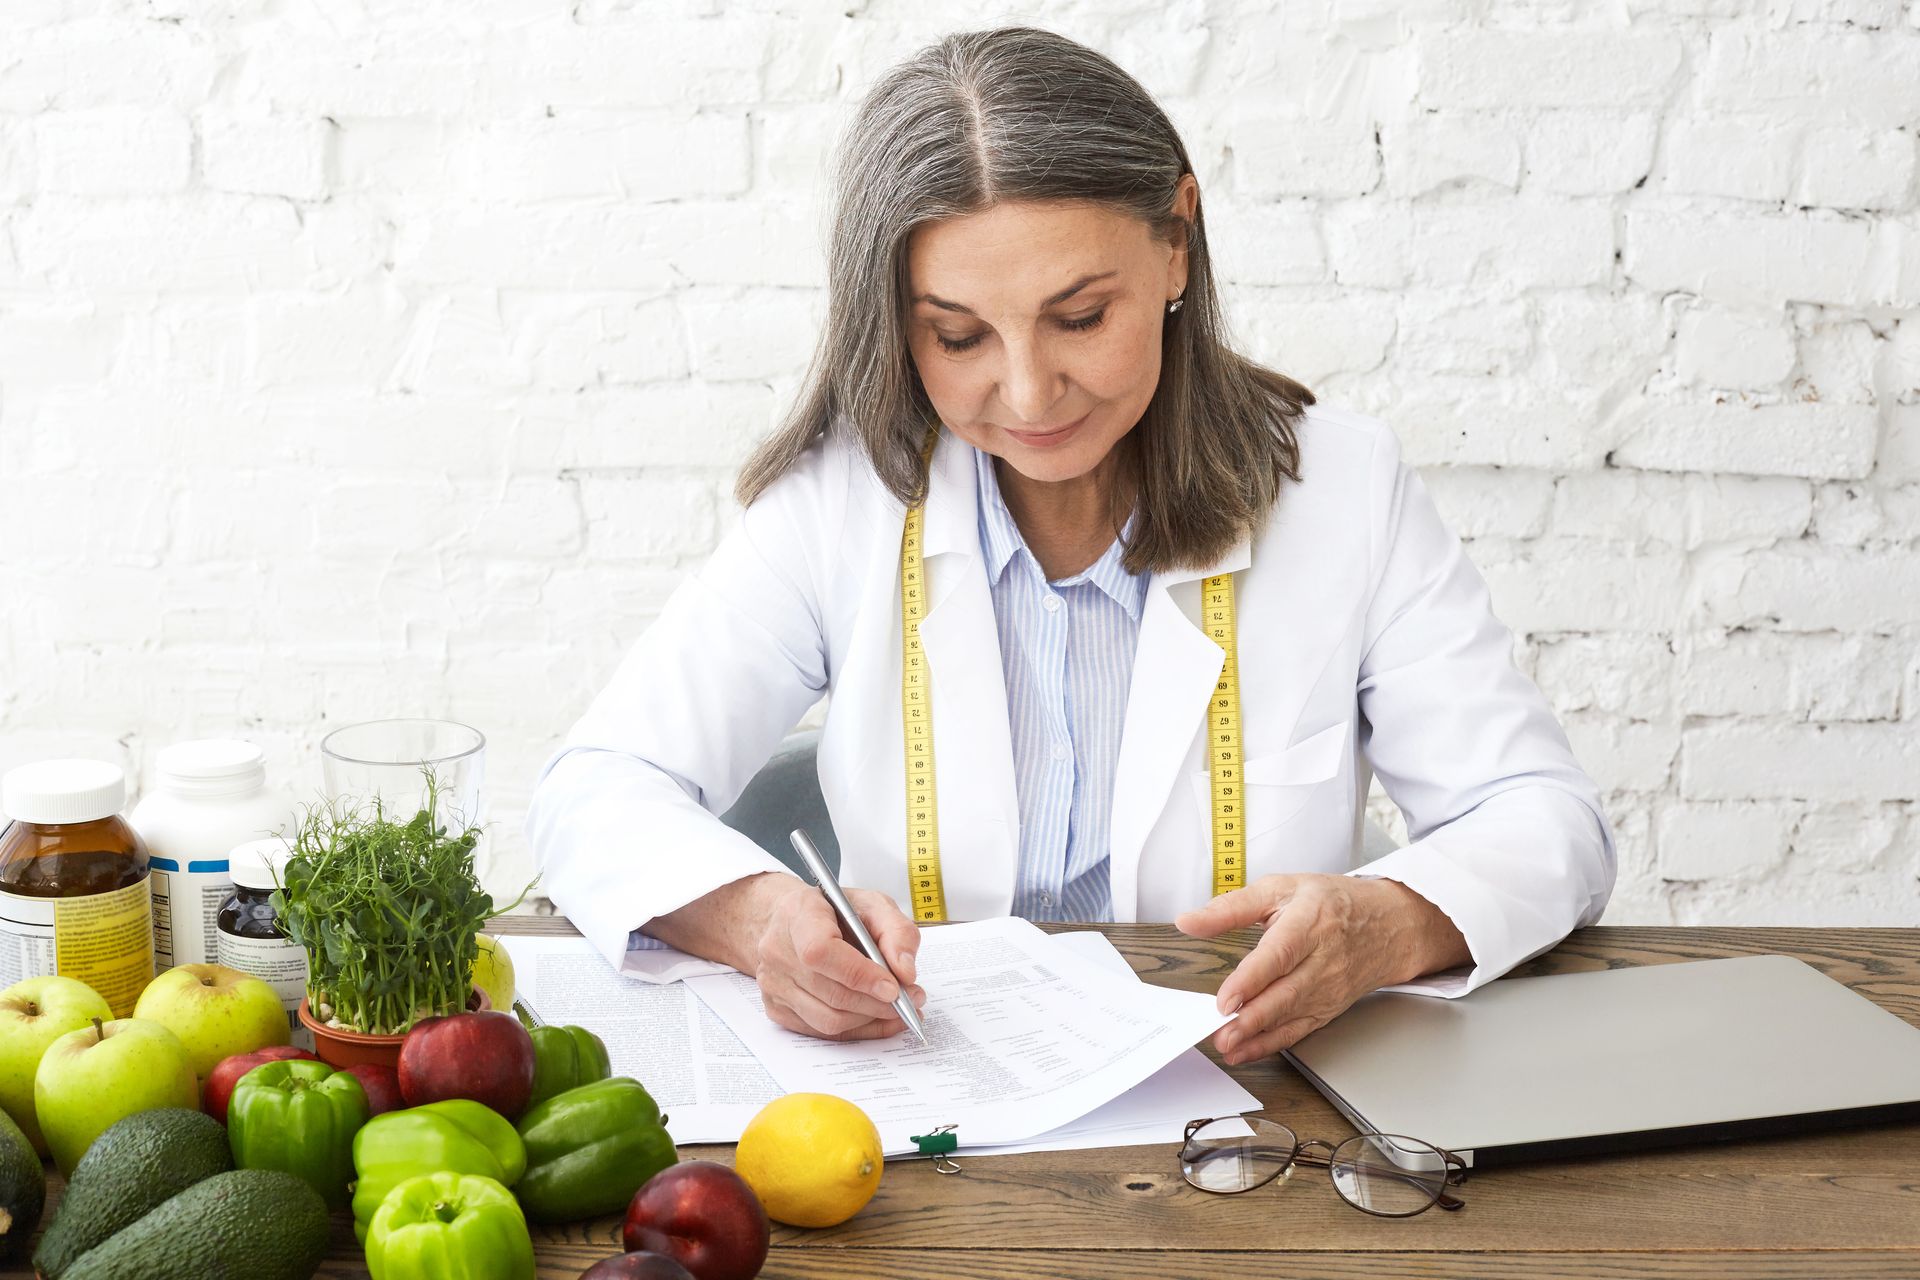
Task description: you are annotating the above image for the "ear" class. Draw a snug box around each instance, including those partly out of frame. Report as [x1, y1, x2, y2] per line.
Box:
[1167, 173, 1200, 298]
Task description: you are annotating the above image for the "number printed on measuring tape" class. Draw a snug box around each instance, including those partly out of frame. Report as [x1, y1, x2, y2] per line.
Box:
[1202, 573, 1245, 896]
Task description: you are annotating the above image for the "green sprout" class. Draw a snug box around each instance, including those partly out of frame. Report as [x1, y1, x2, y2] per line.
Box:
[272, 769, 535, 1037]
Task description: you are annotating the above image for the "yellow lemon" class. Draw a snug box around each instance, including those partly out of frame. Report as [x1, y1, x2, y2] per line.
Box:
[470, 935, 515, 1013]
[735, 1092, 884, 1228]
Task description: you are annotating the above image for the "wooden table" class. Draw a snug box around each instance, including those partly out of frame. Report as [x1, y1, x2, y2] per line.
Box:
[15, 922, 1920, 1278]
[490, 919, 1920, 1280]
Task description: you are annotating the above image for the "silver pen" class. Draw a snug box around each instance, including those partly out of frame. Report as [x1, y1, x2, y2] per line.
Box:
[788, 828, 929, 1045]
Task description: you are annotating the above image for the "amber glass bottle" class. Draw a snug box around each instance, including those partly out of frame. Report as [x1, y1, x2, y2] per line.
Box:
[0, 760, 155, 1017]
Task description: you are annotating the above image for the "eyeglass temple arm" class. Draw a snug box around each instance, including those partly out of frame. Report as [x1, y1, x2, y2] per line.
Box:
[1437, 1150, 1468, 1209]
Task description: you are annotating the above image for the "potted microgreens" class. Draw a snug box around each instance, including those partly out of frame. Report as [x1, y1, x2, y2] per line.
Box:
[275, 773, 533, 1069]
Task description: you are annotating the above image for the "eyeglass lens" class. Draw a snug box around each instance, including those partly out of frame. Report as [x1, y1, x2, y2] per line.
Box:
[1180, 1118, 1297, 1193]
[1330, 1133, 1449, 1216]
[1181, 1120, 1449, 1215]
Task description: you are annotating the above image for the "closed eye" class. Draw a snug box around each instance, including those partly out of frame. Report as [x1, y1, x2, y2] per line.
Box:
[935, 308, 1109, 354]
[1061, 309, 1107, 334]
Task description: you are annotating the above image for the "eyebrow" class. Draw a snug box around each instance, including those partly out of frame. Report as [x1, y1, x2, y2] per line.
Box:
[912, 271, 1119, 316]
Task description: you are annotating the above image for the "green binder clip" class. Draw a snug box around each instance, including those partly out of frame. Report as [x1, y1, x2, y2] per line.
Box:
[911, 1124, 962, 1174]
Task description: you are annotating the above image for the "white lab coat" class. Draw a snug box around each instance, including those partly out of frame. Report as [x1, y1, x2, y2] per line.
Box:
[526, 403, 1616, 998]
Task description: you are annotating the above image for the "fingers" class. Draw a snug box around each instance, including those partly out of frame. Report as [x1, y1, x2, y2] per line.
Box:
[1215, 895, 1317, 1014]
[764, 975, 867, 1036]
[756, 889, 930, 1039]
[763, 965, 927, 1035]
[1214, 965, 1306, 1059]
[1212, 885, 1378, 1063]
[1174, 877, 1295, 939]
[762, 984, 909, 1041]
[789, 892, 901, 1004]
[848, 888, 921, 986]
[1219, 1013, 1322, 1066]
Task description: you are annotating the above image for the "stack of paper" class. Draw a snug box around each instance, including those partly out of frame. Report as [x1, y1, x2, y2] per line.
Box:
[512, 917, 1258, 1158]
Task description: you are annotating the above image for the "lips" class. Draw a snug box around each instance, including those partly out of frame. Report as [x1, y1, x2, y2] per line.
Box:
[1003, 413, 1089, 446]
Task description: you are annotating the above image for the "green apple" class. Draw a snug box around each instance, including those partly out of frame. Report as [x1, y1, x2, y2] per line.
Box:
[131, 963, 290, 1080]
[471, 934, 515, 1013]
[0, 975, 114, 1154]
[35, 1016, 197, 1174]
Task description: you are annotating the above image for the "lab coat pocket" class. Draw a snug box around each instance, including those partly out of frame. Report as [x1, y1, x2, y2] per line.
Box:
[1190, 721, 1350, 841]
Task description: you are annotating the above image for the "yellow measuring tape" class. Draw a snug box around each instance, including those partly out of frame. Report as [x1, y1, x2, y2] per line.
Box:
[1200, 573, 1245, 895]
[897, 437, 1244, 922]
[900, 433, 948, 924]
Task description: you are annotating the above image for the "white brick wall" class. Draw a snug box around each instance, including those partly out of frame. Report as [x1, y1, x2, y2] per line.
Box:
[2, 0, 1915, 928]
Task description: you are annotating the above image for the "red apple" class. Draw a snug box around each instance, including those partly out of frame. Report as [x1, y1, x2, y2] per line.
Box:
[343, 1063, 404, 1116]
[580, 1253, 696, 1280]
[622, 1161, 769, 1280]
[397, 1010, 535, 1117]
[202, 1045, 318, 1124]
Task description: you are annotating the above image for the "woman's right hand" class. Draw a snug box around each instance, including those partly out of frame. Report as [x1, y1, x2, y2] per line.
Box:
[641, 871, 927, 1040]
[742, 874, 927, 1041]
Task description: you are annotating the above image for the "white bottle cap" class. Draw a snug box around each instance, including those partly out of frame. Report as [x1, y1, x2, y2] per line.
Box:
[2, 759, 128, 825]
[156, 739, 267, 798]
[229, 836, 296, 891]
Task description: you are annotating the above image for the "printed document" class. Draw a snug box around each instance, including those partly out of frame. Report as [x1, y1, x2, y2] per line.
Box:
[686, 916, 1235, 1153]
[969, 931, 1257, 1156]
[509, 922, 1252, 1154]
[511, 933, 777, 1141]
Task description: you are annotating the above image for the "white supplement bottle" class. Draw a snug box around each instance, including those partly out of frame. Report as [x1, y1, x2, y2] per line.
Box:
[129, 740, 295, 970]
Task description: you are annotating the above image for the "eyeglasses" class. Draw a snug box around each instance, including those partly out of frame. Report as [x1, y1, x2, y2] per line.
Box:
[1179, 1117, 1467, 1217]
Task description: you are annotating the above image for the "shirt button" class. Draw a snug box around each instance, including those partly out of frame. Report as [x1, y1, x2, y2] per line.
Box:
[1043, 595, 1062, 613]
[1038, 891, 1054, 907]
[1052, 740, 1068, 760]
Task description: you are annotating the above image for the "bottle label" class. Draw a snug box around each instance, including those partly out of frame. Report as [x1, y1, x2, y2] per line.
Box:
[0, 879, 155, 1018]
[0, 898, 55, 992]
[150, 861, 234, 970]
[216, 928, 312, 1051]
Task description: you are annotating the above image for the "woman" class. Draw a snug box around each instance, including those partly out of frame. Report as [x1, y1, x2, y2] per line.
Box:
[526, 27, 1615, 1067]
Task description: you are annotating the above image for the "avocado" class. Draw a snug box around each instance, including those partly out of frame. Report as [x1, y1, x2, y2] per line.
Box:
[33, 1107, 231, 1279]
[0, 1103, 44, 1263]
[59, 1168, 329, 1280]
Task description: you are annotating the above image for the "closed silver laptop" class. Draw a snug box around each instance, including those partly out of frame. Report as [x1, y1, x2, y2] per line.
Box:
[1283, 954, 1920, 1168]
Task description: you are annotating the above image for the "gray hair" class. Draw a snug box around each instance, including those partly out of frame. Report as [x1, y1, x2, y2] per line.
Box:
[736, 25, 1314, 574]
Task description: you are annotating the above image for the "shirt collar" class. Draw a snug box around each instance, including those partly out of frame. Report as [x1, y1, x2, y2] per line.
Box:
[974, 446, 1024, 585]
[973, 445, 1148, 623]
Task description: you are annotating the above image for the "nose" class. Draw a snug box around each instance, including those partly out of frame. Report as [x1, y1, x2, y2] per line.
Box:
[999, 332, 1065, 426]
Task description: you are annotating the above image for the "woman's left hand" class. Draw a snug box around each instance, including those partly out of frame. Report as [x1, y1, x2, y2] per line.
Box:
[1174, 874, 1467, 1065]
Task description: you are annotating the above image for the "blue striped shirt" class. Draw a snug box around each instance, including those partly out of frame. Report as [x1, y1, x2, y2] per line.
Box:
[975, 447, 1148, 923]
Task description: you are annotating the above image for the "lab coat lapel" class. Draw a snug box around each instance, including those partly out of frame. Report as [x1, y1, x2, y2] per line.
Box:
[912, 430, 1020, 918]
[1107, 536, 1253, 922]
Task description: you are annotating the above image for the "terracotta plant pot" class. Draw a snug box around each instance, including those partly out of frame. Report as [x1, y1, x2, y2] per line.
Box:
[300, 987, 491, 1071]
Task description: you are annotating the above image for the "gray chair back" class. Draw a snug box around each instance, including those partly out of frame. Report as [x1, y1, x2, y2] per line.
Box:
[719, 730, 839, 875]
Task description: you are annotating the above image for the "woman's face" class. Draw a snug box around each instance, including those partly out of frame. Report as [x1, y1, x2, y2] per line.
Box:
[903, 179, 1197, 488]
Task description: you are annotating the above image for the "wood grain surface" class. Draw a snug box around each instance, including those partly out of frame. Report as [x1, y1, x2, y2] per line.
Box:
[10, 921, 1918, 1279]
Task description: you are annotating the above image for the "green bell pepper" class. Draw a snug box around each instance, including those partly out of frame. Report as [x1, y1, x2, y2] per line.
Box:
[351, 1099, 527, 1242]
[227, 1058, 369, 1210]
[513, 1076, 677, 1223]
[526, 1024, 612, 1110]
[365, 1172, 535, 1280]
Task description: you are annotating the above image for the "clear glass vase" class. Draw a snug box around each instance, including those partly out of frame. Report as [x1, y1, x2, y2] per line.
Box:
[319, 719, 488, 872]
